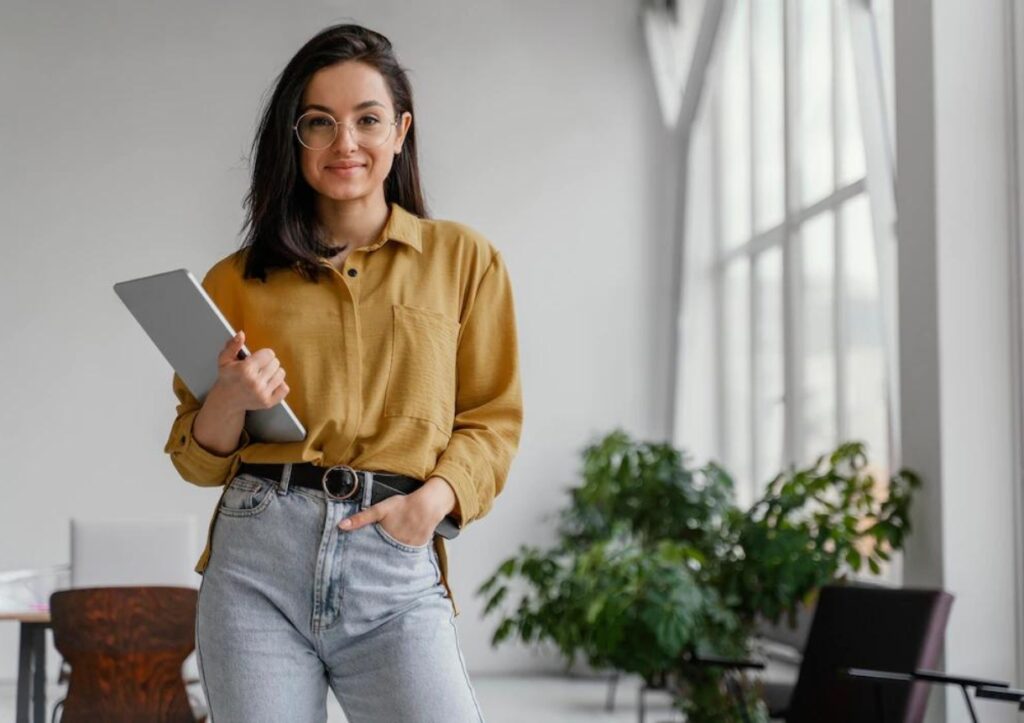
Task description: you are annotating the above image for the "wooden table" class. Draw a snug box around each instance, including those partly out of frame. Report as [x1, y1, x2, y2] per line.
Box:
[0, 611, 52, 723]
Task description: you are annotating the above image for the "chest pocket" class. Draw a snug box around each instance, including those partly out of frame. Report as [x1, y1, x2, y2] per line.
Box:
[384, 304, 460, 435]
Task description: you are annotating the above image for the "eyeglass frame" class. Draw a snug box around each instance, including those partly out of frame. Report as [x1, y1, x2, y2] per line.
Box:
[292, 109, 402, 150]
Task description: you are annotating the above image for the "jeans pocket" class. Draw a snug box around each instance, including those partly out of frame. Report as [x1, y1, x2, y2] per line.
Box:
[218, 475, 275, 518]
[373, 521, 432, 553]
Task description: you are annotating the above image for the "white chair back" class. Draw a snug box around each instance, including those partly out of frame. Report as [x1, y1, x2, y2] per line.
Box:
[70, 516, 199, 588]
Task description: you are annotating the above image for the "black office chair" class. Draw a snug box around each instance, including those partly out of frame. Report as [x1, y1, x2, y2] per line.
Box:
[674, 583, 954, 723]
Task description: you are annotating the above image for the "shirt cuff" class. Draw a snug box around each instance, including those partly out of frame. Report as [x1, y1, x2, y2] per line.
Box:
[167, 410, 250, 485]
[428, 458, 479, 528]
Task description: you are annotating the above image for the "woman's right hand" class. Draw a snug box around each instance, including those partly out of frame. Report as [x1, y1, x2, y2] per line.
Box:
[212, 330, 290, 412]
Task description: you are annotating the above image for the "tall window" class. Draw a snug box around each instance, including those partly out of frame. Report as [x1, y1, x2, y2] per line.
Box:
[677, 0, 893, 506]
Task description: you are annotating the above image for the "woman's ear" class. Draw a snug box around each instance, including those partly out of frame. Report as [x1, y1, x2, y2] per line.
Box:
[396, 111, 412, 149]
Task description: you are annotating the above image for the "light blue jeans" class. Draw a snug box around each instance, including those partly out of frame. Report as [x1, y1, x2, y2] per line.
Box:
[195, 465, 485, 723]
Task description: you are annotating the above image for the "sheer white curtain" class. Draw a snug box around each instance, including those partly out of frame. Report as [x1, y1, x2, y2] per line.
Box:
[661, 0, 898, 511]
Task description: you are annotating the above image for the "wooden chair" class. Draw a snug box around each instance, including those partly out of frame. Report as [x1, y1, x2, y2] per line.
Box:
[49, 586, 204, 723]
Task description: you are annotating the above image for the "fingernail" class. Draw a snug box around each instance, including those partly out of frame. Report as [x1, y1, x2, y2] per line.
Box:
[339, 519, 352, 528]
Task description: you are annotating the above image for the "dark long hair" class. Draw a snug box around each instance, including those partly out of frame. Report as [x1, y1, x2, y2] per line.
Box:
[238, 24, 428, 282]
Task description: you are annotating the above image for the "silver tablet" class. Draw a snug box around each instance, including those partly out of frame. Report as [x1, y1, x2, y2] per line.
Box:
[114, 268, 306, 443]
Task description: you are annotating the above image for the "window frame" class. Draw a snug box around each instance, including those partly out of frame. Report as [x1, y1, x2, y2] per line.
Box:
[707, 0, 895, 503]
[1007, 0, 1024, 691]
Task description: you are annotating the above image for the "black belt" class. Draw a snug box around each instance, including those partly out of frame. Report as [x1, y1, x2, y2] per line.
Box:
[237, 462, 461, 540]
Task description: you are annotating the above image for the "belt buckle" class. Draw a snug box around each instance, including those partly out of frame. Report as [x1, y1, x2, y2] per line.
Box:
[321, 464, 360, 501]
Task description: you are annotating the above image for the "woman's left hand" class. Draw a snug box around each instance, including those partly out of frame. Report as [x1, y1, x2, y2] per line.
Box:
[337, 476, 456, 547]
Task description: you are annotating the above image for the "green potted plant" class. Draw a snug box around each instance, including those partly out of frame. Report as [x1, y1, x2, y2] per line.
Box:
[477, 429, 919, 722]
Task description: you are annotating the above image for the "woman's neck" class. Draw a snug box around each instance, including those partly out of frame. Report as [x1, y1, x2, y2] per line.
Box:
[316, 192, 390, 266]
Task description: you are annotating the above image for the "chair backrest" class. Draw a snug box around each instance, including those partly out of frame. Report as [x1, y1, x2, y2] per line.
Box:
[70, 517, 199, 588]
[785, 583, 953, 723]
[756, 580, 889, 653]
[50, 586, 198, 722]
[755, 597, 817, 653]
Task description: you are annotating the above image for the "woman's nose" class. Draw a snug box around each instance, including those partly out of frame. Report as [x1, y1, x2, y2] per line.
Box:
[333, 123, 360, 153]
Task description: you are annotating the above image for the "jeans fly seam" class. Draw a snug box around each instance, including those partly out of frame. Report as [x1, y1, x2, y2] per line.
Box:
[311, 499, 338, 635]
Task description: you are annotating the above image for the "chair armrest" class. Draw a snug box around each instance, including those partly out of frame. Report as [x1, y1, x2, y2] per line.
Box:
[975, 685, 1024, 703]
[843, 667, 1010, 690]
[912, 669, 1010, 690]
[844, 668, 913, 683]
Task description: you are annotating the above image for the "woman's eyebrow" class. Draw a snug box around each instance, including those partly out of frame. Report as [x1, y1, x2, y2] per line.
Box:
[300, 100, 385, 114]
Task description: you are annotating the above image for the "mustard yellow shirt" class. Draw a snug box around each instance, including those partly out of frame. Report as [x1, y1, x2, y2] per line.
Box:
[163, 201, 523, 617]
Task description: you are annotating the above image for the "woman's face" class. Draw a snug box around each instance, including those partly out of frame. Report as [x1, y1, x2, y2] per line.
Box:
[296, 61, 411, 204]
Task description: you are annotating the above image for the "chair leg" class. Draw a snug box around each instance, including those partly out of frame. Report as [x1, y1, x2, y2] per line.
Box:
[959, 684, 979, 723]
[724, 675, 752, 723]
[17, 623, 32, 723]
[637, 684, 647, 723]
[873, 681, 887, 723]
[32, 625, 46, 723]
[606, 672, 619, 711]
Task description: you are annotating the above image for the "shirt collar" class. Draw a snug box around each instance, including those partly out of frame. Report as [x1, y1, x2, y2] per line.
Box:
[370, 201, 422, 253]
[310, 202, 423, 267]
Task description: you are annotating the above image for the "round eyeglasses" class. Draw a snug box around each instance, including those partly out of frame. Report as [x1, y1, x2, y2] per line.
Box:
[293, 110, 400, 150]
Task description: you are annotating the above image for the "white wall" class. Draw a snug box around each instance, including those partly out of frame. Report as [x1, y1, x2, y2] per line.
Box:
[0, 0, 679, 680]
[895, 1, 1020, 721]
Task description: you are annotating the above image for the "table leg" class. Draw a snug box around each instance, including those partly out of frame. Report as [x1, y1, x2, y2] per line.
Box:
[16, 622, 31, 723]
[31, 624, 46, 723]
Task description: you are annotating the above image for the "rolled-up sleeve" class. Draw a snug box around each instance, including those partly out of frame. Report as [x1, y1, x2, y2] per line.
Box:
[428, 251, 524, 526]
[164, 372, 250, 487]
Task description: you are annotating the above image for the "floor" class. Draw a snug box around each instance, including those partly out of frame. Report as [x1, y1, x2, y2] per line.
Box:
[0, 673, 686, 722]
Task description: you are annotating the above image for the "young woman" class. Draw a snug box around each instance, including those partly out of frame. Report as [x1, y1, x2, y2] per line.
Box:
[164, 23, 523, 722]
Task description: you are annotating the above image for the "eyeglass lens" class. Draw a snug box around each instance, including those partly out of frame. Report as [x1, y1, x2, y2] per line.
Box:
[296, 111, 393, 149]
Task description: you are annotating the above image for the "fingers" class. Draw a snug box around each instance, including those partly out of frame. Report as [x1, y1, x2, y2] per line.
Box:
[266, 366, 286, 387]
[241, 349, 282, 385]
[247, 361, 287, 407]
[265, 368, 288, 401]
[338, 498, 396, 531]
[248, 347, 277, 368]
[255, 355, 282, 381]
[219, 335, 277, 376]
[339, 501, 433, 547]
[213, 337, 289, 410]
[218, 330, 246, 366]
[339, 505, 378, 530]
[269, 379, 290, 405]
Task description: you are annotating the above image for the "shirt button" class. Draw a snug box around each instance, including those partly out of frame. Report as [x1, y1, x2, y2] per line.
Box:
[347, 268, 358, 277]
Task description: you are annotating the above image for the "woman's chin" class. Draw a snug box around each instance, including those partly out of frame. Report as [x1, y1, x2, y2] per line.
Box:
[316, 184, 369, 202]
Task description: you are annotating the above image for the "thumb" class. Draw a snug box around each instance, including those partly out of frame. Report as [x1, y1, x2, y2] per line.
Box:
[220, 330, 245, 363]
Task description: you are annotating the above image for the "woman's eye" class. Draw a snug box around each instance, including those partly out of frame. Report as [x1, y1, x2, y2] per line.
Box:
[359, 116, 381, 126]
[311, 117, 333, 127]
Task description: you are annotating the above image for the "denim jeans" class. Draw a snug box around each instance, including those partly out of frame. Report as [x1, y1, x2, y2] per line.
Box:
[195, 465, 485, 723]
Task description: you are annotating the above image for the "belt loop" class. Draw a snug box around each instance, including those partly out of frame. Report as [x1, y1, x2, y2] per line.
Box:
[278, 463, 292, 495]
[361, 471, 374, 509]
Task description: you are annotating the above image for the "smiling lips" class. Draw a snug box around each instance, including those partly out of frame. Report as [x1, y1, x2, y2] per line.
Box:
[326, 163, 365, 176]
